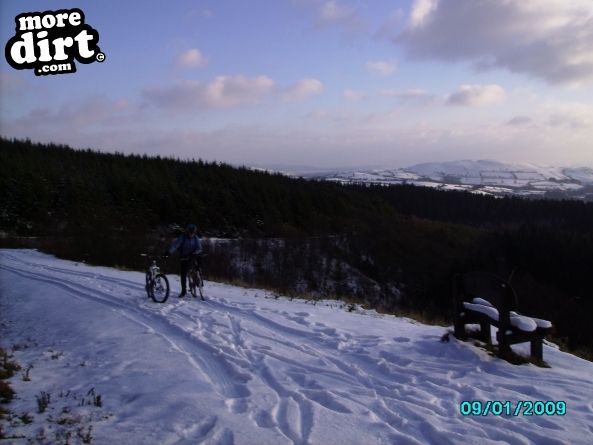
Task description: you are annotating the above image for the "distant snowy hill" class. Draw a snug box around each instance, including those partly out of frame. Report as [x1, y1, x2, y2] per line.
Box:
[304, 160, 593, 200]
[1, 249, 593, 444]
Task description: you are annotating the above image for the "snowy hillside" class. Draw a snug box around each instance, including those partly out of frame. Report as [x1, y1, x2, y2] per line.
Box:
[308, 160, 593, 199]
[1, 249, 593, 444]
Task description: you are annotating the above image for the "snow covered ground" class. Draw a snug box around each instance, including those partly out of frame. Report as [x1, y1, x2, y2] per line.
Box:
[1, 249, 592, 444]
[309, 160, 593, 199]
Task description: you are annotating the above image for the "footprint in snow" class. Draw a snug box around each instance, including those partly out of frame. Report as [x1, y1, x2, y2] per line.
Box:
[226, 397, 249, 414]
[193, 415, 218, 440]
[393, 336, 411, 343]
[314, 327, 336, 335]
[210, 428, 234, 445]
[252, 409, 276, 428]
[300, 389, 352, 414]
[379, 351, 412, 367]
[531, 417, 564, 431]
[291, 317, 309, 326]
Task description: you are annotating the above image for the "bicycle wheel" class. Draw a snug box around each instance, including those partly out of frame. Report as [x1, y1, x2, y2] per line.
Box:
[145, 271, 152, 298]
[195, 269, 204, 300]
[188, 270, 196, 298]
[150, 273, 169, 303]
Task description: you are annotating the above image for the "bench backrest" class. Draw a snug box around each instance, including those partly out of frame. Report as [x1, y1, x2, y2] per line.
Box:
[453, 271, 518, 326]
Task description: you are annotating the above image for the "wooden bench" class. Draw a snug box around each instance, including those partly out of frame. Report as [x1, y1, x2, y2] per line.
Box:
[453, 271, 553, 361]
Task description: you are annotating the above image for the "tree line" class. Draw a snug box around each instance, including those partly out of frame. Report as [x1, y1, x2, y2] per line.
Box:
[1, 137, 592, 359]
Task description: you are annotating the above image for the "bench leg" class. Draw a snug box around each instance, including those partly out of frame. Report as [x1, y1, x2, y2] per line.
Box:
[531, 338, 543, 361]
[497, 333, 510, 359]
[480, 321, 491, 344]
[454, 316, 465, 339]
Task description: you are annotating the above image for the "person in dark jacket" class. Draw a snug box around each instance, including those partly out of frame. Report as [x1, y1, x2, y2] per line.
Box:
[169, 224, 203, 297]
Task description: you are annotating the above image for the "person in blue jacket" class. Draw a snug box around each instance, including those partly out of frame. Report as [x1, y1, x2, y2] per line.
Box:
[169, 223, 203, 297]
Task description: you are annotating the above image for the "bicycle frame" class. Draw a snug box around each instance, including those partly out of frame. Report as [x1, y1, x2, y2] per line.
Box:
[141, 254, 170, 303]
[148, 260, 161, 281]
[187, 254, 205, 300]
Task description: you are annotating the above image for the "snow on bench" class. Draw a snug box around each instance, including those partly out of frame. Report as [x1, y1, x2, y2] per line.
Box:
[465, 301, 547, 333]
[472, 297, 494, 307]
[454, 272, 553, 362]
[463, 301, 499, 320]
[510, 311, 552, 330]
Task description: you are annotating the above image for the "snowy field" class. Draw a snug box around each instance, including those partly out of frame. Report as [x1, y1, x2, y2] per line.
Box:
[1, 249, 592, 444]
[314, 160, 593, 199]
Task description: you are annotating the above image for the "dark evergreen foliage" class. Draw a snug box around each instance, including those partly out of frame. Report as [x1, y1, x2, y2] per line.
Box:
[1, 137, 592, 358]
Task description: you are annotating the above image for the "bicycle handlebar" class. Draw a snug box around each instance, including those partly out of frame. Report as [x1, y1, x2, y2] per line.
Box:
[140, 253, 169, 260]
[180, 253, 207, 259]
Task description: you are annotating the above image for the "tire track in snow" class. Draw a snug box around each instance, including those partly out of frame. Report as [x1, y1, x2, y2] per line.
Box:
[256, 356, 314, 445]
[3, 251, 591, 444]
[2, 252, 145, 290]
[220, 312, 314, 444]
[204, 300, 402, 444]
[206, 297, 473, 439]
[0, 263, 250, 401]
[207, 299, 405, 385]
[0, 262, 487, 443]
[191, 298, 366, 389]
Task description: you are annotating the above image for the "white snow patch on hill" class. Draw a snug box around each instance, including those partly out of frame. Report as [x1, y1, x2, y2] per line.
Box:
[1, 249, 592, 444]
[309, 160, 593, 199]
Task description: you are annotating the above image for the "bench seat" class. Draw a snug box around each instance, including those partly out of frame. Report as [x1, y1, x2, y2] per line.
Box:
[454, 272, 553, 362]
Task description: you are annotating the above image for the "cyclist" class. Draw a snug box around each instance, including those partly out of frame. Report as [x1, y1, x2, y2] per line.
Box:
[168, 223, 203, 297]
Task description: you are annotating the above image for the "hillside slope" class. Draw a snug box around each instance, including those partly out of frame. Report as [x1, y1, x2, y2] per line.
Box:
[311, 160, 593, 199]
[3, 138, 593, 358]
[1, 250, 592, 444]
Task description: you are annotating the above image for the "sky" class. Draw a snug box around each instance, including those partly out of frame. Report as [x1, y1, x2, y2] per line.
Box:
[2, 0, 593, 169]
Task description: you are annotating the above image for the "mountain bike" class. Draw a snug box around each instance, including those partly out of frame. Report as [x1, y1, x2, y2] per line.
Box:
[187, 254, 206, 300]
[141, 254, 170, 303]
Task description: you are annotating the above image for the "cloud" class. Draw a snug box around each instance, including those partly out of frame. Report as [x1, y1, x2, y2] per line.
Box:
[297, 0, 366, 33]
[507, 115, 533, 126]
[319, 0, 352, 22]
[7, 95, 593, 168]
[144, 75, 275, 110]
[446, 84, 506, 106]
[397, 0, 593, 85]
[176, 49, 208, 68]
[186, 8, 214, 20]
[365, 60, 397, 76]
[283, 78, 323, 101]
[380, 88, 436, 103]
[342, 89, 366, 101]
[11, 96, 131, 131]
[548, 104, 593, 129]
[0, 71, 28, 96]
[409, 0, 439, 28]
[376, 9, 406, 40]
